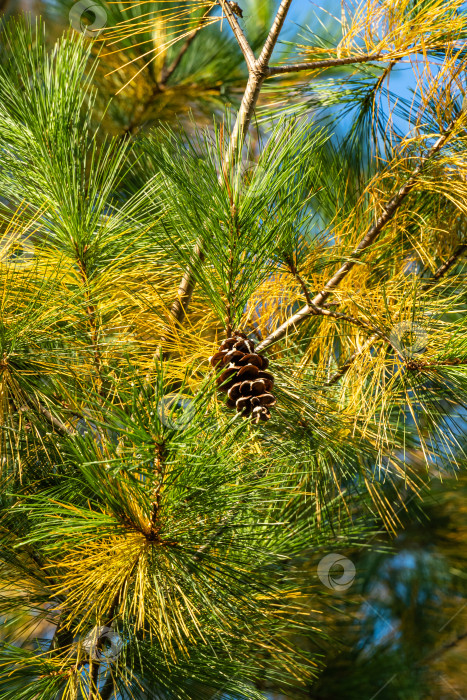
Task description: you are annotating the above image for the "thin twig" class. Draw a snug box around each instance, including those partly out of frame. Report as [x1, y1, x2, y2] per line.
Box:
[122, 6, 215, 138]
[312, 304, 395, 348]
[168, 3, 391, 331]
[170, 0, 294, 326]
[431, 242, 467, 281]
[170, 242, 205, 325]
[221, 0, 296, 165]
[161, 5, 216, 83]
[325, 333, 379, 386]
[287, 260, 393, 343]
[218, 0, 256, 71]
[285, 255, 405, 353]
[267, 52, 381, 76]
[285, 255, 313, 306]
[225, 0, 295, 158]
[256, 114, 461, 353]
[258, 0, 294, 67]
[285, 256, 398, 360]
[419, 630, 467, 665]
[21, 393, 75, 436]
[325, 239, 466, 386]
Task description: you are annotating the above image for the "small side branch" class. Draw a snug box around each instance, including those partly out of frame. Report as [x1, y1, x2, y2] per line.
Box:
[267, 52, 381, 76]
[256, 115, 461, 353]
[22, 393, 75, 437]
[168, 4, 386, 334]
[284, 259, 394, 359]
[325, 333, 379, 387]
[170, 243, 204, 325]
[218, 0, 256, 71]
[312, 305, 393, 348]
[161, 6, 216, 83]
[285, 258, 391, 348]
[258, 0, 294, 66]
[284, 256, 313, 306]
[431, 242, 467, 281]
[169, 0, 295, 329]
[325, 239, 466, 386]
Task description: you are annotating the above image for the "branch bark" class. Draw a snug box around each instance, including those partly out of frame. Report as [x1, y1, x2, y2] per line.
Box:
[267, 52, 381, 76]
[218, 0, 256, 71]
[168, 5, 401, 329]
[26, 395, 76, 436]
[122, 6, 215, 138]
[258, 0, 294, 66]
[431, 242, 467, 281]
[285, 256, 394, 348]
[419, 630, 467, 665]
[255, 115, 461, 353]
[170, 242, 204, 324]
[325, 239, 467, 386]
[161, 6, 216, 83]
[170, 0, 294, 325]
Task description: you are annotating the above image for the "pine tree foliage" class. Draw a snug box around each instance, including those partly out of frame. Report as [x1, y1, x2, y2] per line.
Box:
[0, 0, 467, 697]
[47, 0, 278, 135]
[307, 459, 467, 700]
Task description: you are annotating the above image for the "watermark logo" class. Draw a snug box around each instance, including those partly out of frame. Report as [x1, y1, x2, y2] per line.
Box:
[190, 155, 266, 202]
[83, 625, 123, 661]
[233, 158, 266, 199]
[317, 553, 356, 592]
[0, 230, 35, 269]
[69, 0, 107, 37]
[157, 394, 196, 431]
[389, 320, 428, 359]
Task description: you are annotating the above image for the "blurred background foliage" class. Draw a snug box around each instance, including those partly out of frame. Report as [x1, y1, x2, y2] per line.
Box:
[0, 0, 466, 699]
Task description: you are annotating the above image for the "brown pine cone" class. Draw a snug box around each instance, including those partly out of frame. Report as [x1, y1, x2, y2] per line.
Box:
[209, 330, 276, 423]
